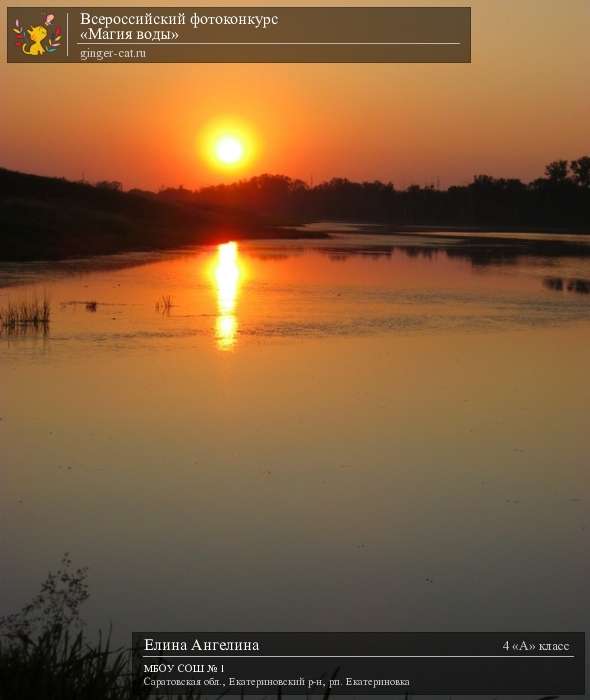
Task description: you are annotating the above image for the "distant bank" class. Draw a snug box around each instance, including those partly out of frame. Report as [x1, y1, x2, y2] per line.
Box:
[2, 165, 589, 261]
[0, 168, 323, 262]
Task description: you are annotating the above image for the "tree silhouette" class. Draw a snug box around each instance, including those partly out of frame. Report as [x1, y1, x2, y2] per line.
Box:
[545, 160, 569, 184]
[571, 156, 590, 188]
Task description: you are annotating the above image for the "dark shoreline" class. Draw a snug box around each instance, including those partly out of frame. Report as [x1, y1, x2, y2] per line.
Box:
[0, 226, 329, 264]
[4, 224, 590, 266]
[0, 167, 327, 263]
[310, 222, 590, 236]
[2, 166, 589, 263]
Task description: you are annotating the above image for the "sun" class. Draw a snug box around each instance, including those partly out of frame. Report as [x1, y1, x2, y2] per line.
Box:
[201, 119, 255, 171]
[215, 135, 244, 166]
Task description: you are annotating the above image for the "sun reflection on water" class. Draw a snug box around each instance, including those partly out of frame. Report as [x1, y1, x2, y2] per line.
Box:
[214, 241, 241, 350]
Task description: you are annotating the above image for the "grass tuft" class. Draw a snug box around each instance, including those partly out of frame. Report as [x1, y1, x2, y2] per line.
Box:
[0, 295, 51, 329]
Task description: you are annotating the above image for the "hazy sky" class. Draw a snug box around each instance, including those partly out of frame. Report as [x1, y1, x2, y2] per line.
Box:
[1, 0, 588, 190]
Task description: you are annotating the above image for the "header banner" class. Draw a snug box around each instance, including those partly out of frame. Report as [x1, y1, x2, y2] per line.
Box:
[7, 7, 471, 63]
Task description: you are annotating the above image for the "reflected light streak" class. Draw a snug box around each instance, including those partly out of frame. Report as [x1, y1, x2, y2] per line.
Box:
[214, 241, 241, 350]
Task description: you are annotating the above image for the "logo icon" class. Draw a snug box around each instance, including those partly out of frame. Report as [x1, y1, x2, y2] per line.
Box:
[13, 13, 61, 56]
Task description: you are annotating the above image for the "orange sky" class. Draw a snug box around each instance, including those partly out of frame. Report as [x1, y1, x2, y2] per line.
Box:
[1, 0, 589, 190]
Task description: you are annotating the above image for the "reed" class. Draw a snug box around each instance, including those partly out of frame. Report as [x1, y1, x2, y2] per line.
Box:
[0, 295, 51, 329]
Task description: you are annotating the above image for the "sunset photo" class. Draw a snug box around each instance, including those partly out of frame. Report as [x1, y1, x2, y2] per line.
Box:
[1, 1, 589, 698]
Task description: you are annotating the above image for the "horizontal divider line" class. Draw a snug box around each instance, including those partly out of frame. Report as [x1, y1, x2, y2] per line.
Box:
[141, 655, 575, 659]
[77, 42, 462, 46]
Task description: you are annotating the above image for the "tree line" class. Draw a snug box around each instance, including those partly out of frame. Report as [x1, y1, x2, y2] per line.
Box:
[147, 156, 590, 230]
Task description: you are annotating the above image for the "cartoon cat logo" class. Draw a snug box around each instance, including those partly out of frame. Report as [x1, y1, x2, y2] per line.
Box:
[13, 13, 61, 56]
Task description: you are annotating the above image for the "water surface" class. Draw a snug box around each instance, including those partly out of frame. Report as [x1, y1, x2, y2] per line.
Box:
[2, 230, 589, 645]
